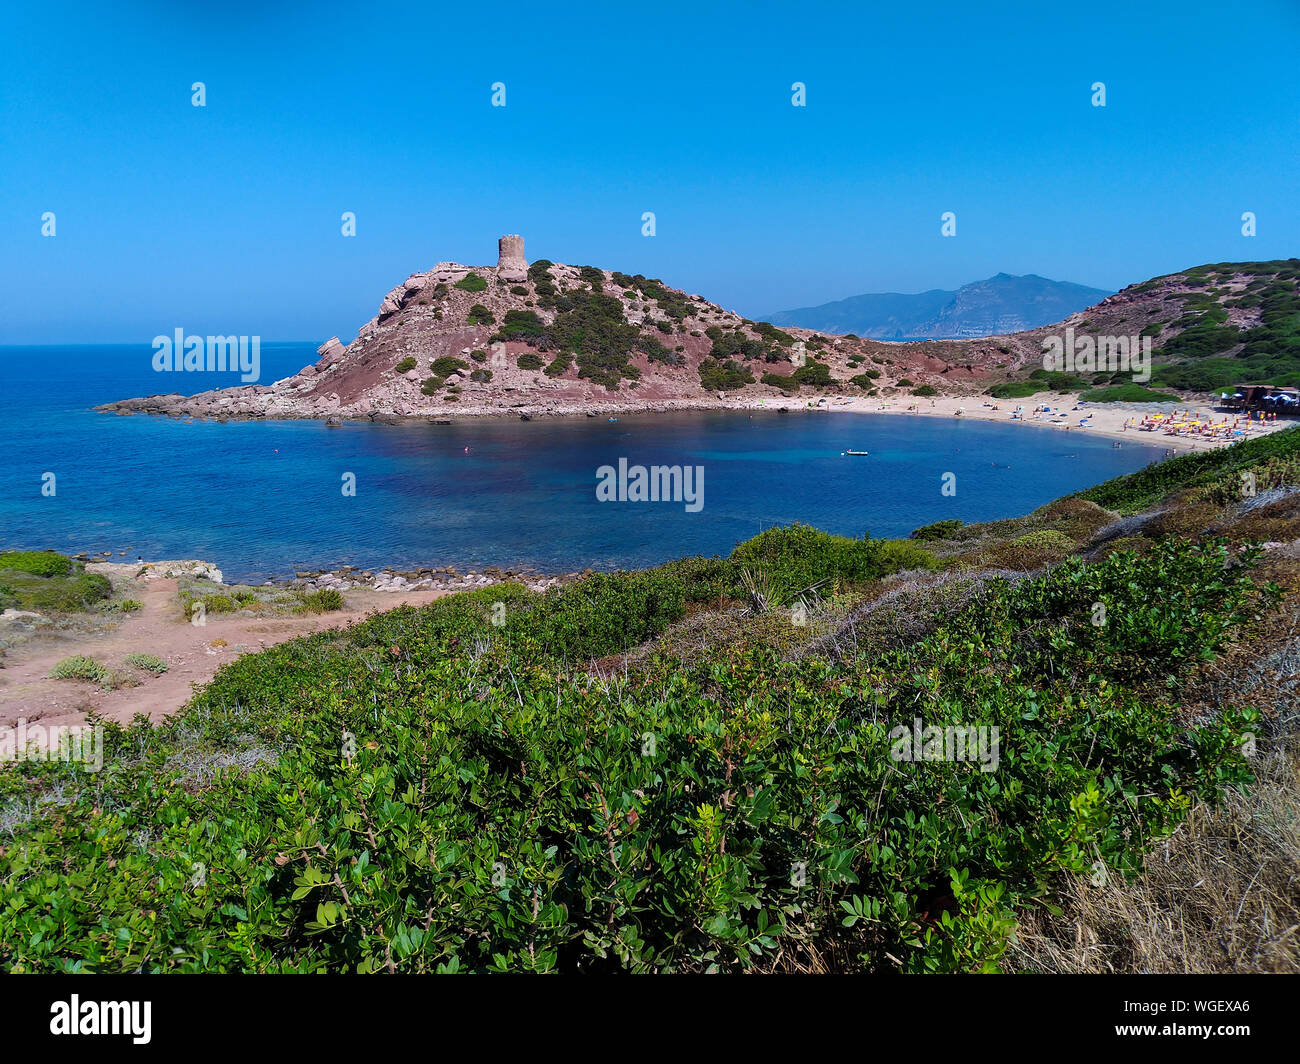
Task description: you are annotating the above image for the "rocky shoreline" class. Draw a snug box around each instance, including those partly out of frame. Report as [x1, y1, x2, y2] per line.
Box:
[75, 555, 582, 596]
[95, 392, 831, 423]
[287, 563, 579, 595]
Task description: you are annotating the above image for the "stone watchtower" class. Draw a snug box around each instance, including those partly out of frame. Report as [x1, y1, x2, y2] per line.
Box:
[497, 234, 528, 282]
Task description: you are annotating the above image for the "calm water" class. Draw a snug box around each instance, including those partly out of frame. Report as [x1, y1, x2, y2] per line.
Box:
[0, 344, 1165, 583]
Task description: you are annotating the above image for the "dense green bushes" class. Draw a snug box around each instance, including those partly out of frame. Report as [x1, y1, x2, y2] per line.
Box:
[0, 531, 1266, 973]
[0, 551, 73, 577]
[493, 310, 545, 342]
[911, 519, 963, 541]
[0, 552, 114, 612]
[1079, 385, 1179, 403]
[699, 358, 755, 391]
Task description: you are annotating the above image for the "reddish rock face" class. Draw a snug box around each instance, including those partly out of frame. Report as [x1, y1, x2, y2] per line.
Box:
[96, 242, 1223, 423]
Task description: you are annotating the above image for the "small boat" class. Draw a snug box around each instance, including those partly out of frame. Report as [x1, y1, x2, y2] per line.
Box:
[607, 417, 619, 422]
[841, 449, 870, 456]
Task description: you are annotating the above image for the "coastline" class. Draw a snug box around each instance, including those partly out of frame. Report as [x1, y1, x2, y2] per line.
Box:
[101, 389, 1291, 454]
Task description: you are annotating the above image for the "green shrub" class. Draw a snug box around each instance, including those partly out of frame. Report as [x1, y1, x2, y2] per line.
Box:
[699, 358, 755, 391]
[897, 378, 914, 387]
[913, 384, 938, 397]
[421, 377, 443, 396]
[453, 272, 488, 293]
[467, 305, 494, 326]
[791, 361, 836, 388]
[1079, 385, 1180, 403]
[637, 337, 681, 367]
[517, 352, 544, 371]
[394, 357, 417, 374]
[1009, 529, 1075, 553]
[124, 652, 169, 674]
[492, 310, 546, 342]
[431, 357, 468, 378]
[911, 519, 963, 541]
[761, 372, 799, 392]
[0, 551, 73, 577]
[28, 573, 112, 611]
[48, 655, 110, 684]
[302, 589, 345, 613]
[544, 353, 573, 377]
[470, 350, 487, 363]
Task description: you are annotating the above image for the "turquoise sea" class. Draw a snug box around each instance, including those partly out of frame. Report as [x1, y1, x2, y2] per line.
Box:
[0, 343, 1166, 583]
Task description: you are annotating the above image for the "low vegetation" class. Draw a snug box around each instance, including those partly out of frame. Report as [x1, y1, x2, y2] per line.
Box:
[453, 272, 488, 293]
[0, 551, 112, 613]
[124, 652, 169, 674]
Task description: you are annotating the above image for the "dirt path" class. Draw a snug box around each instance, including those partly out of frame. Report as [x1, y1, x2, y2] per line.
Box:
[0, 577, 447, 732]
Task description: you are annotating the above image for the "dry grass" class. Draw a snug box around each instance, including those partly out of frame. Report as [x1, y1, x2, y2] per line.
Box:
[1011, 733, 1300, 973]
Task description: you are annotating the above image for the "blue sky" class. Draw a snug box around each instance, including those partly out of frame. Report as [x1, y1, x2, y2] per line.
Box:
[2, 0, 1297, 344]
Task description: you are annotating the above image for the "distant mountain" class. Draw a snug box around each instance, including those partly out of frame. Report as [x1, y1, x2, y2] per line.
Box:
[768, 273, 1113, 339]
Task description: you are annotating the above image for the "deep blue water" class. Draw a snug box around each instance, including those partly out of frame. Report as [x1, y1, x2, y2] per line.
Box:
[0, 344, 1166, 583]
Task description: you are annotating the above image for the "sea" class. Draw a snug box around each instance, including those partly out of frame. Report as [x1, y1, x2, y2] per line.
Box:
[0, 343, 1167, 584]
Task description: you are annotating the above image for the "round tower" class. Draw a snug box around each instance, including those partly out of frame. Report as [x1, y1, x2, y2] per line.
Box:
[497, 234, 528, 282]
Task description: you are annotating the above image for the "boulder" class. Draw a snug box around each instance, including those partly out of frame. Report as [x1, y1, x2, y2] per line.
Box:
[317, 337, 346, 364]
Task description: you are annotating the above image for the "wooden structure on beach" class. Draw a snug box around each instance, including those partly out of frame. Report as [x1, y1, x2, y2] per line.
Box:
[1220, 385, 1300, 413]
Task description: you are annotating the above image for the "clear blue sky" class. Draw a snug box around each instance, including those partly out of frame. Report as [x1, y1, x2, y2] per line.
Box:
[2, 0, 1297, 344]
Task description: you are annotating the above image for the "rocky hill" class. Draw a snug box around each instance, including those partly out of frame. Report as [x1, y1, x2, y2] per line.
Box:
[768, 273, 1112, 339]
[98, 242, 1300, 421]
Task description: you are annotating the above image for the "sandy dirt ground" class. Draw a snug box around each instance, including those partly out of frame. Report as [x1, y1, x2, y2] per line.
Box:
[0, 574, 447, 733]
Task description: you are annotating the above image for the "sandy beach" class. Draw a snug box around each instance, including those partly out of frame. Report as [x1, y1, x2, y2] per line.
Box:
[814, 394, 1291, 452]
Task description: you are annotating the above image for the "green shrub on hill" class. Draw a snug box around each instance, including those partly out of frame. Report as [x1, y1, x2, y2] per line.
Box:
[27, 573, 112, 612]
[761, 372, 799, 392]
[453, 273, 488, 293]
[427, 357, 466, 380]
[493, 310, 546, 342]
[911, 519, 963, 541]
[699, 358, 754, 391]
